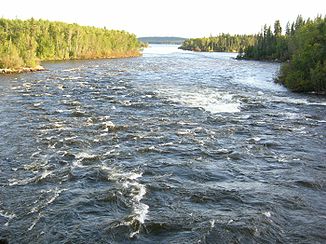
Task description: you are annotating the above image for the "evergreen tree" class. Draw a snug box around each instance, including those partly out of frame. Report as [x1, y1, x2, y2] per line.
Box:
[274, 20, 282, 36]
[238, 15, 326, 93]
[278, 16, 326, 93]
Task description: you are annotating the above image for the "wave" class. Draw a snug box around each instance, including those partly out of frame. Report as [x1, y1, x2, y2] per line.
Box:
[62, 68, 81, 72]
[236, 77, 286, 92]
[8, 170, 53, 186]
[159, 87, 240, 113]
[58, 76, 83, 81]
[108, 170, 149, 238]
[72, 152, 99, 168]
[271, 96, 326, 106]
[28, 187, 66, 231]
[0, 210, 16, 220]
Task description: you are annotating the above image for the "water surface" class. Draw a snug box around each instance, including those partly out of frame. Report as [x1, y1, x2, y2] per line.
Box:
[0, 45, 325, 243]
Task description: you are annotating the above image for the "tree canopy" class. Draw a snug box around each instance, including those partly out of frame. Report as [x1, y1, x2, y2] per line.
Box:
[179, 34, 256, 53]
[278, 16, 326, 93]
[239, 15, 326, 93]
[238, 16, 306, 61]
[0, 18, 141, 69]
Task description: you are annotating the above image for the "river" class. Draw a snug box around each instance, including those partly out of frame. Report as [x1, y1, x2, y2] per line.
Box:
[0, 45, 325, 243]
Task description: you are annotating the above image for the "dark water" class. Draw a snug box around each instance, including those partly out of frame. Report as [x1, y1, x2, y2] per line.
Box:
[0, 45, 325, 243]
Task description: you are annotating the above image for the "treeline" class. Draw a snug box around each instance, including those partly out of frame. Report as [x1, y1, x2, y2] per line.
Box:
[179, 34, 256, 52]
[239, 16, 326, 93]
[238, 16, 304, 61]
[0, 18, 141, 70]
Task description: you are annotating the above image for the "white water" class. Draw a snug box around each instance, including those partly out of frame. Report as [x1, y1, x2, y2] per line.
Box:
[159, 87, 241, 113]
[1, 44, 325, 243]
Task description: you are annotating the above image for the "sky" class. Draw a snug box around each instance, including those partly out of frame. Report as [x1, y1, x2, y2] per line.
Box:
[1, 0, 325, 38]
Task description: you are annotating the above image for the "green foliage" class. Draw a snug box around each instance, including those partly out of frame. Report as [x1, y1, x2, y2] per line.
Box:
[179, 34, 256, 53]
[279, 16, 326, 93]
[238, 20, 289, 61]
[240, 15, 325, 93]
[274, 20, 282, 37]
[0, 18, 141, 70]
[239, 16, 319, 62]
[0, 41, 24, 69]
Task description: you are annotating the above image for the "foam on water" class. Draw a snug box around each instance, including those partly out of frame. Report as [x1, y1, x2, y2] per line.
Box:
[210, 219, 215, 228]
[0, 209, 16, 227]
[237, 77, 287, 92]
[271, 96, 326, 106]
[101, 121, 116, 131]
[62, 68, 81, 72]
[72, 152, 98, 168]
[0, 210, 16, 220]
[162, 88, 240, 113]
[1, 44, 325, 243]
[58, 76, 82, 81]
[46, 187, 66, 205]
[263, 211, 272, 218]
[57, 84, 65, 90]
[75, 152, 97, 159]
[8, 170, 53, 186]
[28, 213, 43, 231]
[108, 171, 149, 237]
[33, 102, 43, 107]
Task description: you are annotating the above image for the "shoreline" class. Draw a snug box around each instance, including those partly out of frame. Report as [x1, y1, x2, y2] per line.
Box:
[0, 52, 141, 75]
[53, 52, 141, 62]
[0, 65, 45, 74]
[178, 47, 239, 54]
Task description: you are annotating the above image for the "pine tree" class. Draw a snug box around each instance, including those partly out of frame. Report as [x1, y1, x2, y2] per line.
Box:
[274, 20, 282, 36]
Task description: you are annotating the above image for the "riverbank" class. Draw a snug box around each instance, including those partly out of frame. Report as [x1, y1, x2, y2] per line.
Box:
[0, 51, 142, 75]
[0, 18, 142, 75]
[0, 65, 45, 74]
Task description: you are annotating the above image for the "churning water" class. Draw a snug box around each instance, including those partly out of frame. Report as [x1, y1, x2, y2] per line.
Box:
[0, 45, 325, 243]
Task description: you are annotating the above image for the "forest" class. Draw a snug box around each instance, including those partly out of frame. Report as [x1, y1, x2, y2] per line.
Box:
[0, 18, 141, 70]
[179, 16, 325, 93]
[178, 34, 256, 53]
[239, 16, 308, 61]
[239, 16, 326, 93]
